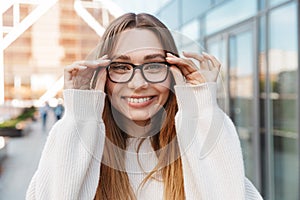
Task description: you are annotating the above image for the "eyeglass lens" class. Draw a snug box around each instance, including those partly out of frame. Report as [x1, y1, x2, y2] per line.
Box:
[108, 62, 169, 83]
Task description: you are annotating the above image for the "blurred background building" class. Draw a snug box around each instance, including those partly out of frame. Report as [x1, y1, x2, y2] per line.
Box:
[1, 0, 117, 106]
[0, 0, 299, 199]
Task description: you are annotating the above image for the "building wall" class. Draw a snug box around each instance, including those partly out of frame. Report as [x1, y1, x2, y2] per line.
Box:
[3, 0, 110, 101]
[155, 0, 299, 199]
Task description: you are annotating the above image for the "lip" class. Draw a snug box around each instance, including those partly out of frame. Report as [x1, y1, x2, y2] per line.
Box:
[121, 95, 157, 108]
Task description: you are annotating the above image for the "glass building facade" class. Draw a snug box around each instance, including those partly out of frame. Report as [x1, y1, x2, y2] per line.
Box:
[155, 0, 299, 199]
[0, 0, 298, 199]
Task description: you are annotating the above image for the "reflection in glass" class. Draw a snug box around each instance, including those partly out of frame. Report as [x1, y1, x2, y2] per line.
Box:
[180, 20, 200, 43]
[206, 0, 256, 34]
[207, 38, 228, 113]
[269, 0, 289, 7]
[269, 3, 298, 200]
[182, 0, 209, 23]
[156, 0, 179, 30]
[229, 30, 256, 182]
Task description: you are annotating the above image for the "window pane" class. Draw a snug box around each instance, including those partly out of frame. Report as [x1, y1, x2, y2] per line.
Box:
[180, 19, 200, 43]
[229, 30, 257, 183]
[206, 0, 257, 34]
[182, 0, 209, 23]
[270, 0, 289, 7]
[207, 38, 228, 113]
[268, 3, 299, 199]
[157, 0, 179, 30]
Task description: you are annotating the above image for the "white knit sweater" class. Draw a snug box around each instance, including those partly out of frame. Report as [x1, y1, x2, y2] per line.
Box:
[26, 83, 263, 200]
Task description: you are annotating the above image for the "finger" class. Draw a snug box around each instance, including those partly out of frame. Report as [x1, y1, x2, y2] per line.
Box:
[182, 51, 211, 71]
[98, 54, 109, 59]
[186, 79, 203, 85]
[182, 51, 205, 63]
[64, 65, 87, 86]
[94, 68, 107, 91]
[201, 59, 212, 71]
[65, 65, 87, 73]
[170, 66, 185, 85]
[166, 53, 197, 75]
[74, 58, 110, 69]
[64, 63, 91, 89]
[202, 52, 221, 70]
[64, 68, 83, 89]
[185, 72, 206, 84]
[166, 53, 195, 73]
[64, 78, 74, 89]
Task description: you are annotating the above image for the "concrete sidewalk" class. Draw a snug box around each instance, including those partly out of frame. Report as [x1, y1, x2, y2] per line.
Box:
[0, 113, 56, 200]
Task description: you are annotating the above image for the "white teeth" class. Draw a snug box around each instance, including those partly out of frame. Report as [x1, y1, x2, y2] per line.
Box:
[127, 97, 151, 103]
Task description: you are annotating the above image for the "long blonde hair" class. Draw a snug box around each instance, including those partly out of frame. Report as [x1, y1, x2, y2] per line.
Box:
[94, 13, 185, 200]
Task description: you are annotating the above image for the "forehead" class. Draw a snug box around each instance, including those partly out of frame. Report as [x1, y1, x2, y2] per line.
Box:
[112, 29, 163, 56]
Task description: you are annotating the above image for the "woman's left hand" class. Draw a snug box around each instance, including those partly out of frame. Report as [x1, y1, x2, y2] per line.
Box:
[166, 51, 221, 85]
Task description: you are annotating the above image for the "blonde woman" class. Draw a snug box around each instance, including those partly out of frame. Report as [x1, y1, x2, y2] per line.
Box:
[27, 13, 263, 200]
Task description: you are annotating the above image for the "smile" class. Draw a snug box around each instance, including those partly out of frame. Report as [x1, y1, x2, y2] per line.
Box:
[126, 97, 152, 103]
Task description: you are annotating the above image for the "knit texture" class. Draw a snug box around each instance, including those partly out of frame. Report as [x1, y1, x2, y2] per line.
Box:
[26, 83, 263, 200]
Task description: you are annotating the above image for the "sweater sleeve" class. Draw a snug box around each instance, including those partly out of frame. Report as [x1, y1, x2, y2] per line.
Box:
[174, 82, 263, 200]
[26, 89, 106, 200]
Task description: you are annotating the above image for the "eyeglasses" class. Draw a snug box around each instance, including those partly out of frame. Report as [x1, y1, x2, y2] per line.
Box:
[106, 62, 170, 83]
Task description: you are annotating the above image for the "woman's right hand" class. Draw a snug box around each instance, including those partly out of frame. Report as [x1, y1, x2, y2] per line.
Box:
[64, 55, 110, 91]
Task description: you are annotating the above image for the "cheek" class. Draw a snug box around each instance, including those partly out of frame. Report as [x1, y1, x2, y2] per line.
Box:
[157, 78, 172, 104]
[160, 87, 171, 104]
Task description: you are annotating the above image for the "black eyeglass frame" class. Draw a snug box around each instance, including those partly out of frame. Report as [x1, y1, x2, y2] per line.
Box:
[106, 61, 171, 84]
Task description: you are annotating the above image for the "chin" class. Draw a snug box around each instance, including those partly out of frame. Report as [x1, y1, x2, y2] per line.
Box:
[126, 113, 152, 122]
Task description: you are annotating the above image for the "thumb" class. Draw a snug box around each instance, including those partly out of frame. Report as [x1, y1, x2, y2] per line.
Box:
[170, 66, 185, 85]
[94, 68, 107, 91]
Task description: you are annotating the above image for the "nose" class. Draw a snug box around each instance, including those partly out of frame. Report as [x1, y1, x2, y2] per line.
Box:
[127, 69, 148, 89]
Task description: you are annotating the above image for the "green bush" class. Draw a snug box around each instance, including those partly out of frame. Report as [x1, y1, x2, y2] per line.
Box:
[0, 106, 36, 129]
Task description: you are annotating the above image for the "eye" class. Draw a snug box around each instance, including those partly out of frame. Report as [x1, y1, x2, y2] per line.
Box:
[109, 63, 132, 73]
[144, 63, 166, 73]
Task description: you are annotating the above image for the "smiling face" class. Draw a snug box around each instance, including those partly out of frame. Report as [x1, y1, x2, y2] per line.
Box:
[106, 29, 171, 126]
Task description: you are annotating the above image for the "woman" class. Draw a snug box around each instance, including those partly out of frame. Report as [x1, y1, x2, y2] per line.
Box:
[26, 13, 263, 199]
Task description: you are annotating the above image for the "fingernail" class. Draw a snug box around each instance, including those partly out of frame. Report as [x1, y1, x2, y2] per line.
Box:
[96, 59, 110, 63]
[165, 57, 173, 60]
[202, 51, 209, 55]
[78, 66, 87, 69]
[96, 55, 109, 61]
[167, 52, 176, 57]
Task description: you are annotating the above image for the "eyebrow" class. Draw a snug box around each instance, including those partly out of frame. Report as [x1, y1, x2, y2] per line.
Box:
[112, 53, 166, 62]
[144, 53, 165, 61]
[112, 54, 130, 61]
